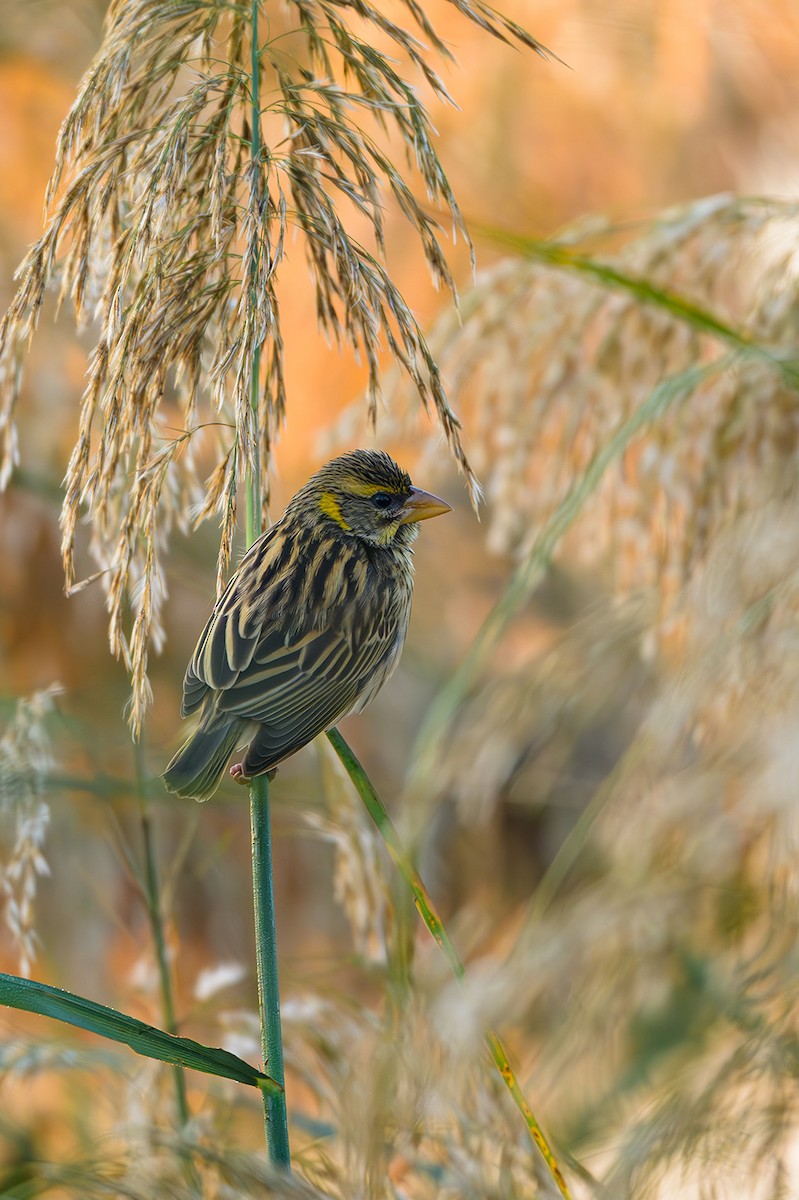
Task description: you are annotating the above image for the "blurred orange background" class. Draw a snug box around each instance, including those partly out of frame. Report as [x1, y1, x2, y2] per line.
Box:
[2, 1, 799, 1186]
[3, 0, 798, 1026]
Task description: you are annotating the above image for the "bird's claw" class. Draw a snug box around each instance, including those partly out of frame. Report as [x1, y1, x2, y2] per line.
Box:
[229, 763, 278, 785]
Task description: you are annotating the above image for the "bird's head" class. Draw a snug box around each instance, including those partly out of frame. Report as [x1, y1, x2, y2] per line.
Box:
[290, 449, 452, 547]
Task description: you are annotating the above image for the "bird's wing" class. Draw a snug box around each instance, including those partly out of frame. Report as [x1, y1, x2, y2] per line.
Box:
[181, 527, 401, 767]
[181, 526, 284, 716]
[238, 618, 401, 774]
[193, 612, 397, 773]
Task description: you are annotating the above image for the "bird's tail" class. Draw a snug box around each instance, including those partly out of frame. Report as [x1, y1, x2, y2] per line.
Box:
[162, 716, 246, 803]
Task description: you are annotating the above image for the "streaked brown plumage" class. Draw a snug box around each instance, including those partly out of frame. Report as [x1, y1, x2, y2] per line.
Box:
[162, 450, 451, 801]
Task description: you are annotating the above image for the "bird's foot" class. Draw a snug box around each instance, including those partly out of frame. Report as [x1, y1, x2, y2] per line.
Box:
[230, 762, 250, 786]
[229, 763, 278, 785]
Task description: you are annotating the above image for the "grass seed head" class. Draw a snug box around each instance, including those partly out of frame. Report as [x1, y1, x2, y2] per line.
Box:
[0, 0, 543, 728]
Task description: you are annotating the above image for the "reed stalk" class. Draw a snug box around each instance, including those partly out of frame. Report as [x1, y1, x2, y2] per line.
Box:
[133, 743, 188, 1122]
[134, 742, 200, 1192]
[244, 1, 290, 1170]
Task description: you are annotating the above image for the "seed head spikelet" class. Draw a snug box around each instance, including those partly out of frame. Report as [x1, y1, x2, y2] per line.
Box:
[163, 450, 451, 801]
[0, 1, 547, 731]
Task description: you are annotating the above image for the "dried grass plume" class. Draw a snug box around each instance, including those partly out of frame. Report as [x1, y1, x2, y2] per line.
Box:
[0, 0, 550, 731]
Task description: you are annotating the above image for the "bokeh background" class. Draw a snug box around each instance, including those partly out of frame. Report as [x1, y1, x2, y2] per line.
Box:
[3, 2, 799, 1197]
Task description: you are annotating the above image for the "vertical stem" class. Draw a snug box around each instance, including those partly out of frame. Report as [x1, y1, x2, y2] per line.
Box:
[140, 807, 191, 1121]
[247, 0, 291, 1170]
[246, 0, 262, 547]
[135, 747, 200, 1194]
[250, 775, 290, 1166]
[134, 744, 190, 1127]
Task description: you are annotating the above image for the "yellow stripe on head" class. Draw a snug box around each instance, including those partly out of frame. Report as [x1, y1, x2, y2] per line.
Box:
[319, 491, 351, 530]
[342, 478, 404, 498]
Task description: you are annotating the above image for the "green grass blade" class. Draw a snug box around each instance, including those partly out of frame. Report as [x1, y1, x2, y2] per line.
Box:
[325, 728, 573, 1200]
[411, 355, 733, 787]
[0, 973, 281, 1093]
[476, 224, 799, 387]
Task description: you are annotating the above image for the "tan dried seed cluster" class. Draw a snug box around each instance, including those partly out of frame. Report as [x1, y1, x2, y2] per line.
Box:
[0, 686, 60, 977]
[0, 0, 548, 731]
[428, 196, 799, 632]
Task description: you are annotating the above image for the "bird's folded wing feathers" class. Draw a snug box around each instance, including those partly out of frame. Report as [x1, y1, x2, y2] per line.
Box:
[181, 529, 280, 715]
[216, 623, 391, 729]
[181, 527, 398, 756]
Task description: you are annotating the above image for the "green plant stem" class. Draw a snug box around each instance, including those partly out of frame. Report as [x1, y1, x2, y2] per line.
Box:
[134, 745, 189, 1128]
[325, 727, 572, 1200]
[246, 0, 290, 1170]
[250, 775, 290, 1166]
[139, 807, 190, 1123]
[246, 1, 262, 544]
[135, 747, 200, 1194]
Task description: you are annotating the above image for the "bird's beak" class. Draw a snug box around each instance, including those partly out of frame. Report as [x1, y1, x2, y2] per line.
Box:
[398, 486, 452, 524]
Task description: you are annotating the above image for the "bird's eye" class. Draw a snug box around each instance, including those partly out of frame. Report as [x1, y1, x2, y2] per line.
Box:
[371, 492, 393, 510]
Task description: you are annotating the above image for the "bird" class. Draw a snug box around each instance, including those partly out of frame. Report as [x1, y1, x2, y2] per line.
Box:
[162, 449, 452, 801]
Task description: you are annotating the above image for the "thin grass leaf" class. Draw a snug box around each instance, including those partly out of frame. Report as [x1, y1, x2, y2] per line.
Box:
[0, 972, 281, 1092]
[409, 355, 735, 796]
[325, 727, 573, 1200]
[476, 220, 799, 388]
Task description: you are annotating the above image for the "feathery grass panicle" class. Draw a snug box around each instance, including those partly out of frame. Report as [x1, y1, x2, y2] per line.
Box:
[342, 195, 799, 628]
[326, 196, 799, 799]
[278, 985, 555, 1198]
[0, 0, 548, 731]
[408, 498, 799, 1196]
[428, 197, 799, 622]
[0, 687, 61, 977]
